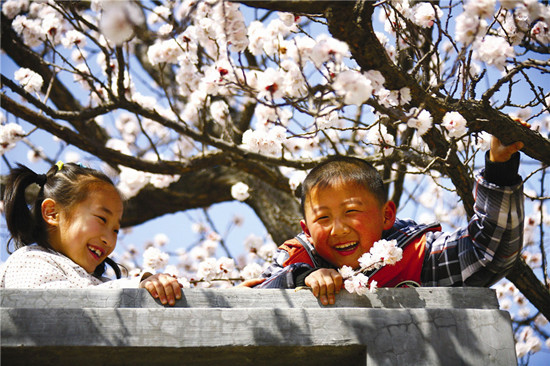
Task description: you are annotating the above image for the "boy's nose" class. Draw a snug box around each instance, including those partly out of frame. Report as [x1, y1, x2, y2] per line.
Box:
[331, 218, 350, 236]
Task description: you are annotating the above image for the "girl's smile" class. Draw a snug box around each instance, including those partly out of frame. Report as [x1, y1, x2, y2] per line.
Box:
[44, 183, 123, 273]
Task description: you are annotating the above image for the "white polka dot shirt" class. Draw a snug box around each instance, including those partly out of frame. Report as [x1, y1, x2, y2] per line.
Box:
[0, 245, 139, 289]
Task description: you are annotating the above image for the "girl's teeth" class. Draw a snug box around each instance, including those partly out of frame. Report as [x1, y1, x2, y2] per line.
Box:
[88, 246, 102, 257]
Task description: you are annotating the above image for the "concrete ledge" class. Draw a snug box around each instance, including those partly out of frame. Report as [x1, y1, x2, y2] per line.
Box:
[0, 287, 501, 309]
[0, 288, 516, 365]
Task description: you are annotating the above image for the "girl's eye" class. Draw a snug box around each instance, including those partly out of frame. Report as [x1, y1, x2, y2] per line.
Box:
[96, 216, 107, 223]
[315, 216, 329, 222]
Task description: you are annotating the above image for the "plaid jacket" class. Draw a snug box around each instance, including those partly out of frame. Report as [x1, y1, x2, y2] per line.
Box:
[258, 166, 524, 289]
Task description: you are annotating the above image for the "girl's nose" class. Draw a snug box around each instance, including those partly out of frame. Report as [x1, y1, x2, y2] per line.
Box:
[101, 232, 117, 249]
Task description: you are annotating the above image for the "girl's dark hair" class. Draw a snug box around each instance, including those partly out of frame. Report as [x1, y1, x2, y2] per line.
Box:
[300, 156, 386, 217]
[3, 162, 123, 279]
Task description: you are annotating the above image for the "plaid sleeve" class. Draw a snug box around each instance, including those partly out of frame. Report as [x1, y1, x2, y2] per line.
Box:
[256, 248, 313, 289]
[421, 170, 524, 287]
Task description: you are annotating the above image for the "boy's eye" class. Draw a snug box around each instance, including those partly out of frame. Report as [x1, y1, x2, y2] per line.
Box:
[96, 216, 107, 223]
[315, 216, 329, 222]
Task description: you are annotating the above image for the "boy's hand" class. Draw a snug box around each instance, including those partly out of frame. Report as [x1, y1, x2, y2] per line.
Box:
[489, 136, 524, 163]
[236, 278, 266, 288]
[305, 268, 343, 306]
[139, 273, 183, 306]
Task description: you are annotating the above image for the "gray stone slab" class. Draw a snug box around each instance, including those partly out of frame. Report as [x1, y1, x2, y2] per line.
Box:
[0, 287, 500, 309]
[0, 288, 516, 366]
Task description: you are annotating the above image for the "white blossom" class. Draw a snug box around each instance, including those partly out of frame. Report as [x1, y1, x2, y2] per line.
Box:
[142, 246, 169, 270]
[366, 124, 395, 156]
[473, 36, 515, 70]
[369, 239, 402, 266]
[99, 1, 145, 45]
[0, 123, 26, 154]
[12, 15, 42, 48]
[148, 39, 184, 65]
[241, 263, 263, 280]
[2, 0, 27, 19]
[216, 257, 236, 275]
[243, 234, 264, 253]
[27, 147, 44, 163]
[210, 100, 230, 125]
[14, 67, 43, 94]
[410, 2, 443, 28]
[117, 166, 149, 198]
[338, 265, 355, 279]
[256, 68, 285, 99]
[344, 273, 370, 296]
[288, 170, 307, 191]
[407, 108, 433, 135]
[153, 233, 169, 247]
[196, 257, 217, 282]
[241, 126, 286, 156]
[258, 242, 278, 262]
[332, 70, 373, 106]
[309, 34, 350, 67]
[441, 111, 468, 138]
[463, 0, 496, 18]
[231, 182, 250, 201]
[455, 12, 486, 45]
[473, 131, 492, 151]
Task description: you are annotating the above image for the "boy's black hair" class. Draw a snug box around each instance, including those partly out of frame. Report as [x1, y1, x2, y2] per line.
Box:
[300, 155, 386, 217]
[3, 162, 123, 279]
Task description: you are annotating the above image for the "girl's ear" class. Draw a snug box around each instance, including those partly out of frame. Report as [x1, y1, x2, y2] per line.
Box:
[42, 198, 60, 226]
[382, 200, 397, 230]
[300, 219, 311, 237]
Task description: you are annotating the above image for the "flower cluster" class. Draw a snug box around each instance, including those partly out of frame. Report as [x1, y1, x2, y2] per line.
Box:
[338, 239, 403, 295]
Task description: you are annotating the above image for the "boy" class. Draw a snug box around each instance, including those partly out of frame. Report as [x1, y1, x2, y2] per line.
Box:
[257, 137, 525, 306]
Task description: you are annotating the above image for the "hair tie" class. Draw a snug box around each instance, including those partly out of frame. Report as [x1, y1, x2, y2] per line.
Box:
[36, 174, 47, 187]
[55, 161, 64, 171]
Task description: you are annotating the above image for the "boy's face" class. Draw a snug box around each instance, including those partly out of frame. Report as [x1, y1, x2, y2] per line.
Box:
[301, 180, 396, 269]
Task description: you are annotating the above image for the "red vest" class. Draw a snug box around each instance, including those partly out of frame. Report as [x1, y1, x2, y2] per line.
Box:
[279, 234, 427, 287]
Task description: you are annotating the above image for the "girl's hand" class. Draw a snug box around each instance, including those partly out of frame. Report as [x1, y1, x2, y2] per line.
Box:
[305, 268, 343, 306]
[489, 136, 524, 163]
[139, 273, 183, 306]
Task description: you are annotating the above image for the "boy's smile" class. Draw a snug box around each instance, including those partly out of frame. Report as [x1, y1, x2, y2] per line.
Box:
[301, 179, 396, 269]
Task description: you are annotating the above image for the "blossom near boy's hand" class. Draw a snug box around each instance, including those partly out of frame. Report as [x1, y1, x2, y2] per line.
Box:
[139, 273, 183, 306]
[489, 136, 524, 163]
[305, 268, 343, 306]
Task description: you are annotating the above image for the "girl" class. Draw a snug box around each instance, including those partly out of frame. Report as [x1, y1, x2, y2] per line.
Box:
[0, 161, 182, 306]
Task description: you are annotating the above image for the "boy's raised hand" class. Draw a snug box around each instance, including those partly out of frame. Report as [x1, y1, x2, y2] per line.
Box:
[139, 273, 183, 306]
[489, 136, 524, 163]
[305, 268, 343, 306]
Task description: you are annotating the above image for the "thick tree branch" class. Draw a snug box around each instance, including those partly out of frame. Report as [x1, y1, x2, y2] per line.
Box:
[1, 13, 109, 144]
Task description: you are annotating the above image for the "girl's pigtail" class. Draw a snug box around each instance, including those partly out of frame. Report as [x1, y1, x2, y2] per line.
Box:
[94, 257, 123, 279]
[3, 164, 47, 252]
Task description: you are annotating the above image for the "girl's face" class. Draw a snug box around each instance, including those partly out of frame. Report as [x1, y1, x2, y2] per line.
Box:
[300, 180, 396, 269]
[45, 184, 123, 273]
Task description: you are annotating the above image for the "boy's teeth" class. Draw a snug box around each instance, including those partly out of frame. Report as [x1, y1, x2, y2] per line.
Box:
[335, 242, 357, 250]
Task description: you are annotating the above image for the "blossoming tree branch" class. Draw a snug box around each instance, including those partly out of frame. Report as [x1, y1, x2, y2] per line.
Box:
[1, 0, 549, 360]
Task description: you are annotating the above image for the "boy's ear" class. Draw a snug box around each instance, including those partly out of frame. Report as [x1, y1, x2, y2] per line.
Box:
[382, 201, 397, 230]
[42, 198, 60, 226]
[300, 220, 311, 237]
